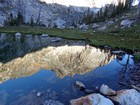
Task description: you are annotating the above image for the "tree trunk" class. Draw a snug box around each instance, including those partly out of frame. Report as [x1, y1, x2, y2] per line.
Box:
[36, 6, 41, 25]
[138, 1, 140, 23]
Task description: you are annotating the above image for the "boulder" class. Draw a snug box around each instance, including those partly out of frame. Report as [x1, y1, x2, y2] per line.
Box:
[37, 92, 41, 97]
[111, 89, 140, 105]
[107, 21, 114, 25]
[0, 15, 6, 27]
[120, 19, 134, 28]
[97, 25, 107, 31]
[0, 24, 4, 27]
[42, 34, 49, 37]
[54, 18, 66, 29]
[75, 81, 86, 90]
[100, 84, 117, 96]
[85, 89, 94, 94]
[70, 93, 114, 105]
[115, 19, 119, 22]
[68, 26, 75, 29]
[131, 85, 140, 92]
[79, 23, 89, 30]
[92, 23, 100, 29]
[43, 100, 64, 105]
[51, 37, 62, 43]
[15, 32, 22, 36]
[15, 33, 22, 41]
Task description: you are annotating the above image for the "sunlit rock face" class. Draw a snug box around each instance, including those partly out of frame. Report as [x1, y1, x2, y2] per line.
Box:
[0, 0, 99, 28]
[0, 34, 115, 82]
[46, 45, 114, 77]
[1, 0, 137, 27]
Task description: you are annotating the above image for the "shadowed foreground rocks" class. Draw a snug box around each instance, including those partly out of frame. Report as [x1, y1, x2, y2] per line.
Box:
[70, 93, 114, 105]
[70, 84, 140, 105]
[111, 89, 140, 105]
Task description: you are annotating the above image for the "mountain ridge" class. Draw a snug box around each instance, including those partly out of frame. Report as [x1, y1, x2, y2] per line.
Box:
[0, 0, 100, 28]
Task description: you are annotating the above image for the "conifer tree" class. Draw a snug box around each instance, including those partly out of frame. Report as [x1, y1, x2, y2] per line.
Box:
[104, 6, 109, 18]
[17, 12, 23, 25]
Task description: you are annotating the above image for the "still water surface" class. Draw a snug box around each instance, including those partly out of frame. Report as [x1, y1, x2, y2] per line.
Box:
[0, 33, 134, 105]
[0, 55, 133, 105]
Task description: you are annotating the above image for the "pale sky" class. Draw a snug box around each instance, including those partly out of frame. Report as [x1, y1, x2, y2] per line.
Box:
[40, 0, 139, 8]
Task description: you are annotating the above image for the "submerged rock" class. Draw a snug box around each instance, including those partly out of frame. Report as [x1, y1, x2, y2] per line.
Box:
[70, 93, 114, 105]
[15, 32, 22, 36]
[43, 100, 64, 105]
[100, 84, 117, 96]
[42, 34, 49, 37]
[37, 92, 42, 97]
[0, 90, 8, 105]
[84, 89, 94, 94]
[75, 81, 86, 90]
[111, 89, 140, 105]
[131, 85, 140, 92]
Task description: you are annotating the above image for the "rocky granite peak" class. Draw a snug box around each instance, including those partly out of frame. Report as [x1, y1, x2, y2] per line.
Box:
[0, 0, 99, 28]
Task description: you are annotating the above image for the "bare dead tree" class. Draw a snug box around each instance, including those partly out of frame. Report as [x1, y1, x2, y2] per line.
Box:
[36, 6, 42, 25]
[16, 0, 26, 19]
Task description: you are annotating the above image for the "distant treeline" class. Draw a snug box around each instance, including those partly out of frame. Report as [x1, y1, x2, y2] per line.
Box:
[82, 0, 132, 24]
[4, 0, 136, 26]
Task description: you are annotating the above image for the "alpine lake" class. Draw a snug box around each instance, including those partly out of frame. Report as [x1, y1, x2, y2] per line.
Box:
[0, 33, 134, 105]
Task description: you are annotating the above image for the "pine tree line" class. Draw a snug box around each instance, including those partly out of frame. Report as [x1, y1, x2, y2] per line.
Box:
[5, 12, 36, 26]
[7, 12, 24, 26]
[82, 0, 132, 24]
[5, 0, 135, 26]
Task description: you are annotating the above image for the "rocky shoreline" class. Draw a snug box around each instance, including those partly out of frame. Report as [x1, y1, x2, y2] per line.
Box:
[118, 61, 140, 89]
[41, 83, 140, 105]
[69, 61, 140, 105]
[70, 85, 140, 105]
[44, 62, 140, 105]
[39, 63, 140, 105]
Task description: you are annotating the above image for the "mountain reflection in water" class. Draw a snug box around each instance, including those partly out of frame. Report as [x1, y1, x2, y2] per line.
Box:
[0, 33, 115, 83]
[0, 54, 133, 105]
[0, 33, 134, 105]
